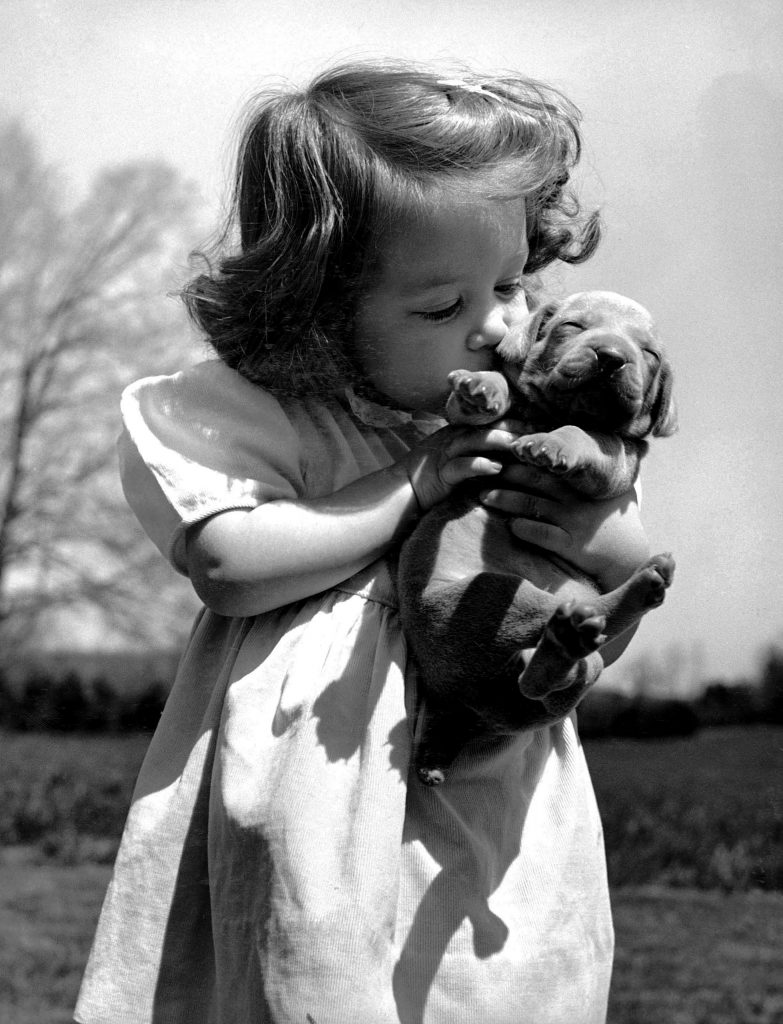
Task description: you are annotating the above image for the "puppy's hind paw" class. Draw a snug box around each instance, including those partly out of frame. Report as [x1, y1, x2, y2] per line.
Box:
[548, 600, 608, 659]
[637, 552, 676, 608]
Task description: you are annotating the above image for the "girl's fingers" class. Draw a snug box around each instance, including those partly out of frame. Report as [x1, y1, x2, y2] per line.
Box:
[480, 489, 558, 517]
[442, 456, 504, 486]
[446, 425, 520, 455]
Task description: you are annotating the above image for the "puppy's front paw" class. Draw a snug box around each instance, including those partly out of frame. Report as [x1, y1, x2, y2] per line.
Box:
[445, 369, 508, 424]
[512, 432, 578, 475]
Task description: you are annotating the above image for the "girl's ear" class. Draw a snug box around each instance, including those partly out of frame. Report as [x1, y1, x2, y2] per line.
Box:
[496, 300, 559, 364]
[650, 357, 678, 437]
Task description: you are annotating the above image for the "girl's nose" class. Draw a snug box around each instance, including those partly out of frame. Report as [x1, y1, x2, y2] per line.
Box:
[466, 304, 509, 350]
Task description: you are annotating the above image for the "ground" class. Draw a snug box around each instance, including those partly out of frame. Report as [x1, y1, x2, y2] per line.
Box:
[1, 726, 781, 1022]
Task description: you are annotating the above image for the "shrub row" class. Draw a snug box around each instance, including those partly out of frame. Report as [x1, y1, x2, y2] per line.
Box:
[0, 670, 168, 734]
[579, 675, 783, 740]
[1, 661, 782, 739]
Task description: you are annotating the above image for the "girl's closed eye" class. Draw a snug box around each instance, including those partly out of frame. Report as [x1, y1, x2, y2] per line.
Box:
[417, 299, 463, 322]
[496, 278, 525, 298]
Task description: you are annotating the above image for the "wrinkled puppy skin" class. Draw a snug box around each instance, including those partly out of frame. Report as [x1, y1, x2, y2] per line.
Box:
[398, 291, 677, 786]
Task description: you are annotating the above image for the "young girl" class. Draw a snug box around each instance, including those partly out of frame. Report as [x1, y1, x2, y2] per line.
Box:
[76, 62, 649, 1024]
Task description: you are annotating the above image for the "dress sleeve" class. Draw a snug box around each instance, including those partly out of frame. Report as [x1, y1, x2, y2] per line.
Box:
[118, 360, 306, 575]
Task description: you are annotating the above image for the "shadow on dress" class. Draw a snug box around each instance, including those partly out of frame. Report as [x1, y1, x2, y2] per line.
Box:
[391, 733, 546, 1024]
[309, 557, 413, 782]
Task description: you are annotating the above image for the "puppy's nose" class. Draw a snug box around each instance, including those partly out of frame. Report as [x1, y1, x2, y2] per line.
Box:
[595, 346, 628, 373]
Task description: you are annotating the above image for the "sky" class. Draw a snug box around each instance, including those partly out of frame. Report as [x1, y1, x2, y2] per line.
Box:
[4, 0, 783, 692]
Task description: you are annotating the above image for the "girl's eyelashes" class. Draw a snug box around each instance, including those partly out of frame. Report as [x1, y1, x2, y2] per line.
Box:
[496, 279, 526, 298]
[417, 299, 463, 322]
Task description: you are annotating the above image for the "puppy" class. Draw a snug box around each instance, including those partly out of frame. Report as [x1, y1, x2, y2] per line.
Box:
[397, 291, 677, 785]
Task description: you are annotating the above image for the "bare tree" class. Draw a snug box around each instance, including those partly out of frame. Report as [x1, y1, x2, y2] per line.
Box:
[0, 120, 204, 661]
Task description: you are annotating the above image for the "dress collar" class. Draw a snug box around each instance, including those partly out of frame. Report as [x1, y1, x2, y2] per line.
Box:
[343, 387, 445, 435]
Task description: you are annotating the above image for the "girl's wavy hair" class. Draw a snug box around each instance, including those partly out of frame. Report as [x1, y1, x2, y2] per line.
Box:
[182, 61, 601, 397]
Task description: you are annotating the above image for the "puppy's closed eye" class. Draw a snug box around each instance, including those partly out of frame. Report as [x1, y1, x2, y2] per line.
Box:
[550, 321, 585, 342]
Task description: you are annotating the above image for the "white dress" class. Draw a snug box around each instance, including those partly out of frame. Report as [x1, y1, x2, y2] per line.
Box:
[75, 359, 614, 1024]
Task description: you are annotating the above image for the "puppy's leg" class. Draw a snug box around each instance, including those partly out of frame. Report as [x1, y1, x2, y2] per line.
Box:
[512, 426, 638, 499]
[516, 553, 675, 707]
[517, 601, 607, 702]
[599, 552, 675, 638]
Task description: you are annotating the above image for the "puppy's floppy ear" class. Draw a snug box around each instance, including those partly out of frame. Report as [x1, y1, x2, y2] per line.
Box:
[650, 357, 678, 437]
[496, 300, 559, 364]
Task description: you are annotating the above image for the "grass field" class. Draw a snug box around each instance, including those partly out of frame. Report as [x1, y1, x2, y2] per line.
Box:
[1, 725, 782, 1022]
[586, 726, 783, 891]
[0, 849, 107, 1024]
[609, 887, 783, 1023]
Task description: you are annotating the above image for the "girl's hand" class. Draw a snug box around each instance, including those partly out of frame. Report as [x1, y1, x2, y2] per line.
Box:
[403, 423, 519, 511]
[479, 462, 651, 591]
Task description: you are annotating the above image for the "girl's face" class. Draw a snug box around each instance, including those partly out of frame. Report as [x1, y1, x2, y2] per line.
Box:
[352, 189, 530, 412]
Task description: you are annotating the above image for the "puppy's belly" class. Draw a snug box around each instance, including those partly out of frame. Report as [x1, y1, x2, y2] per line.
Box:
[418, 501, 600, 607]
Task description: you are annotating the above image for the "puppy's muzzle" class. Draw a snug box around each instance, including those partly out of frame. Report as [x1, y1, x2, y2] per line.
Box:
[593, 344, 631, 373]
[540, 331, 654, 427]
[553, 333, 641, 385]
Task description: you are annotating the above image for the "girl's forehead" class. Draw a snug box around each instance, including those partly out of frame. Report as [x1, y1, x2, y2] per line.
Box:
[376, 191, 529, 284]
[401, 173, 527, 225]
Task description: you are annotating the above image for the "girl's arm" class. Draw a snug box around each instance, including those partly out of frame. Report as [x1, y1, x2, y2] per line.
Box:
[186, 424, 519, 617]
